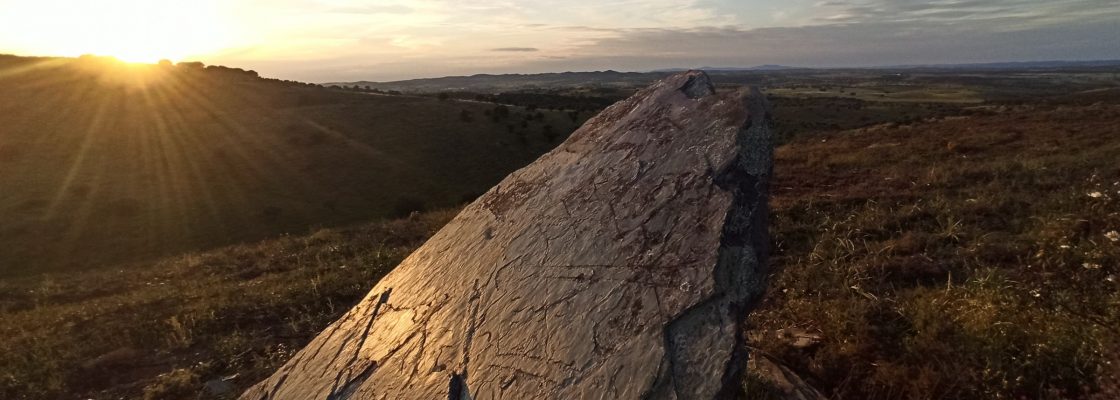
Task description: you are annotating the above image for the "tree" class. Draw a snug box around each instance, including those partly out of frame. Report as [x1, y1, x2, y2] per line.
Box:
[177, 61, 205, 70]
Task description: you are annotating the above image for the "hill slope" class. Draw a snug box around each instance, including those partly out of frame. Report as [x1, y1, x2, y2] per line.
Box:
[0, 55, 582, 276]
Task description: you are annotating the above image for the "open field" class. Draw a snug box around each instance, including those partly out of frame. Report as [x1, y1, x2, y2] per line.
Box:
[765, 85, 982, 103]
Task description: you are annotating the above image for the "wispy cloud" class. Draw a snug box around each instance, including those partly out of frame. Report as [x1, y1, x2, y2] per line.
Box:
[809, 0, 1120, 27]
[328, 4, 414, 15]
[491, 47, 539, 52]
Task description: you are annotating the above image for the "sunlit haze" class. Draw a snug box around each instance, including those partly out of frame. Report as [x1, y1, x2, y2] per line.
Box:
[0, 0, 236, 63]
[1, 0, 1118, 82]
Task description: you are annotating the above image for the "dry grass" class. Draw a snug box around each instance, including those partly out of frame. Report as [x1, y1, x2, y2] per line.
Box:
[751, 102, 1120, 398]
[0, 210, 457, 399]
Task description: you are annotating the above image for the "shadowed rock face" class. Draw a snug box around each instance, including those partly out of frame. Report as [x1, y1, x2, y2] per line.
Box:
[241, 71, 773, 400]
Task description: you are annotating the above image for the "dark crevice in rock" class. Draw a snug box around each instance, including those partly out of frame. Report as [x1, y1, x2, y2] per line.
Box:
[448, 373, 466, 400]
[644, 88, 772, 399]
[326, 289, 392, 400]
[448, 280, 482, 399]
[261, 370, 289, 400]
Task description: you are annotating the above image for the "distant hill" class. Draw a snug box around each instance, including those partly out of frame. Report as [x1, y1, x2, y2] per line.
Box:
[334, 59, 1120, 93]
[328, 68, 806, 93]
[327, 70, 670, 93]
[0, 54, 582, 276]
[878, 59, 1120, 70]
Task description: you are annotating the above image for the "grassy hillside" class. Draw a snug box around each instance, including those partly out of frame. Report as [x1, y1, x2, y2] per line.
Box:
[2, 95, 1117, 398]
[0, 55, 583, 276]
[0, 210, 457, 399]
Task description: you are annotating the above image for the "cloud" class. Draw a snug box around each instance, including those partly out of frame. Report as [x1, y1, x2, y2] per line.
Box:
[330, 4, 414, 15]
[202, 0, 1120, 81]
[491, 47, 539, 52]
[525, 19, 1120, 71]
[810, 0, 1120, 27]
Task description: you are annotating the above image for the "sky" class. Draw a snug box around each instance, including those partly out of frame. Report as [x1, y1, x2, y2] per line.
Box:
[0, 0, 1118, 82]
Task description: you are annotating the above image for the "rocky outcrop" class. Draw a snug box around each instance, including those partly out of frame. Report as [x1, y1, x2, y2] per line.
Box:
[241, 71, 773, 400]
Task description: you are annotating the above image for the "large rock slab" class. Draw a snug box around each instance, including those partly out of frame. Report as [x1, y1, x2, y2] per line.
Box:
[242, 71, 773, 400]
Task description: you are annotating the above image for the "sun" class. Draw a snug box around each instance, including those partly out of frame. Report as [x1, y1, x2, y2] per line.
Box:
[0, 0, 233, 63]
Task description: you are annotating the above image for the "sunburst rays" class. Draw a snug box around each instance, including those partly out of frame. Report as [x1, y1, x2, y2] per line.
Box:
[0, 55, 505, 274]
[0, 58, 333, 269]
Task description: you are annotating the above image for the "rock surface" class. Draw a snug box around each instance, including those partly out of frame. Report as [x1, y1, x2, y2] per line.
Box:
[241, 71, 773, 400]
